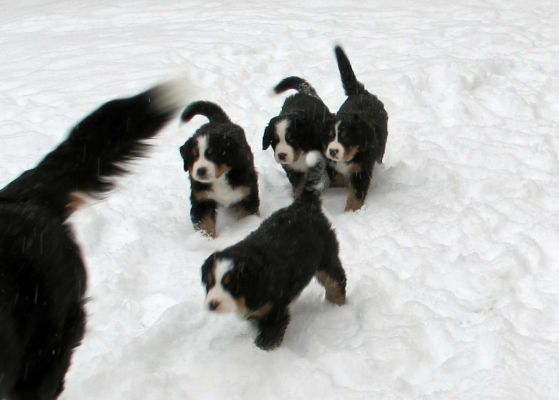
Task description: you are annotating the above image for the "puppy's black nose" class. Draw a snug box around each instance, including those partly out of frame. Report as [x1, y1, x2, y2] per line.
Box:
[208, 300, 219, 311]
[329, 148, 339, 158]
[197, 167, 207, 177]
[278, 153, 287, 161]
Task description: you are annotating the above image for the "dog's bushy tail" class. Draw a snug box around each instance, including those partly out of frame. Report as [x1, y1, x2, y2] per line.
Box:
[334, 45, 366, 96]
[0, 80, 187, 219]
[180, 101, 230, 124]
[274, 76, 321, 100]
[299, 151, 327, 204]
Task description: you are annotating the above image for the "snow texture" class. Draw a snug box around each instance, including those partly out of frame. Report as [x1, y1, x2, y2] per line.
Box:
[1, 1, 559, 399]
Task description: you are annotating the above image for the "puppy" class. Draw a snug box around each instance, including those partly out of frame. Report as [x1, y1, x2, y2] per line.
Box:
[201, 151, 346, 350]
[179, 101, 259, 238]
[324, 46, 389, 211]
[263, 76, 332, 197]
[0, 82, 185, 400]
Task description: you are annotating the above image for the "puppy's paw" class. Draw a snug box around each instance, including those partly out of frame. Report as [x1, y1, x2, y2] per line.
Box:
[254, 331, 283, 351]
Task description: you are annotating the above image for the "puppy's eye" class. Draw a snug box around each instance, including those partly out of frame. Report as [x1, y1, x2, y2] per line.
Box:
[206, 148, 213, 157]
[329, 130, 335, 139]
[192, 148, 199, 158]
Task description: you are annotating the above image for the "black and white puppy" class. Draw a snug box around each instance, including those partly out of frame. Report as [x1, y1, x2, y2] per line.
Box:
[179, 101, 259, 238]
[324, 46, 388, 211]
[263, 77, 332, 197]
[0, 82, 184, 400]
[201, 151, 346, 350]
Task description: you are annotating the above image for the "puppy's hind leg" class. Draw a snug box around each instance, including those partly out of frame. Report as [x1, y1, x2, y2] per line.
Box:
[254, 306, 290, 351]
[316, 248, 346, 305]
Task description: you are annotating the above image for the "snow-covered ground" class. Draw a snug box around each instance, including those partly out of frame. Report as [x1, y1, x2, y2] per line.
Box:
[1, 0, 559, 398]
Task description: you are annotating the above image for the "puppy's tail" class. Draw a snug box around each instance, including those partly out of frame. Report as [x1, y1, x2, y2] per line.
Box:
[274, 76, 321, 100]
[0, 80, 187, 219]
[299, 151, 327, 204]
[334, 45, 366, 96]
[180, 101, 230, 124]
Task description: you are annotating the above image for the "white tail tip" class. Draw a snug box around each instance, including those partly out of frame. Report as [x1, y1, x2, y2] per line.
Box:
[305, 150, 323, 168]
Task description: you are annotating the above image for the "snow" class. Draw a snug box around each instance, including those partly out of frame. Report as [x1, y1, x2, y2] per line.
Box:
[1, 0, 559, 399]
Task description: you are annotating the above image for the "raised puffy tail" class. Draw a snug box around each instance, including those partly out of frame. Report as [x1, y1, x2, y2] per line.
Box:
[0, 80, 187, 219]
[299, 151, 327, 203]
[274, 76, 321, 99]
[334, 45, 366, 96]
[180, 101, 230, 124]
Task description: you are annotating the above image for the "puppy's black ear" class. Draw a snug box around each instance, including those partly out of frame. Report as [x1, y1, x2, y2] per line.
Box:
[201, 253, 217, 288]
[262, 121, 274, 150]
[179, 137, 195, 172]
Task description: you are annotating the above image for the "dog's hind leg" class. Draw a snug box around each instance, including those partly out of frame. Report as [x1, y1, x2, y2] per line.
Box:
[9, 305, 86, 400]
[316, 248, 346, 305]
[254, 306, 290, 351]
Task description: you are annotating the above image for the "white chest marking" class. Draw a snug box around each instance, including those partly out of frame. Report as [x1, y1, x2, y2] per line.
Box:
[331, 160, 352, 177]
[206, 175, 246, 207]
[288, 153, 308, 172]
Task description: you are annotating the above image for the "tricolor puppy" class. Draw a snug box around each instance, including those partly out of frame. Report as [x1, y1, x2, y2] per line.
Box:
[263, 76, 332, 197]
[324, 46, 388, 211]
[201, 151, 346, 350]
[0, 82, 185, 400]
[179, 101, 259, 238]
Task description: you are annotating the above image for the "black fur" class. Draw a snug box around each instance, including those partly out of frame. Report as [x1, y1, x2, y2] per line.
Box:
[181, 101, 230, 124]
[263, 76, 333, 197]
[0, 82, 183, 399]
[201, 152, 346, 350]
[325, 46, 389, 211]
[274, 76, 320, 99]
[179, 101, 259, 238]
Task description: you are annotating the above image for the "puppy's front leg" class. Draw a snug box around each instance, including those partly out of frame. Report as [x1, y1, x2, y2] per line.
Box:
[190, 200, 217, 238]
[346, 165, 373, 212]
[284, 169, 305, 198]
[255, 306, 290, 350]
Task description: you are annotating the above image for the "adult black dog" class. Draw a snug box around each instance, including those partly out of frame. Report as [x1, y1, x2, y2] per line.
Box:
[0, 81, 185, 399]
[324, 46, 388, 211]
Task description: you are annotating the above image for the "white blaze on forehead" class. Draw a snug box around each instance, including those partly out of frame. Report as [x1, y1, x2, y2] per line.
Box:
[274, 118, 296, 165]
[192, 134, 217, 182]
[326, 121, 345, 161]
[205, 258, 238, 314]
